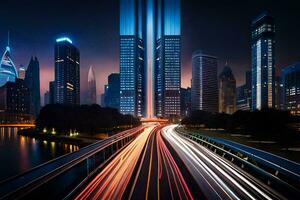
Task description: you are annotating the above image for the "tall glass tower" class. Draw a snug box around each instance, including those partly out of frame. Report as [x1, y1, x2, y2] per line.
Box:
[120, 0, 146, 117]
[88, 66, 97, 104]
[0, 43, 18, 87]
[251, 12, 275, 110]
[54, 37, 80, 105]
[120, 0, 181, 118]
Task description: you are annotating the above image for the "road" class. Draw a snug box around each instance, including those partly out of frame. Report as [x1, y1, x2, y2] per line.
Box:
[162, 125, 285, 200]
[74, 124, 292, 200]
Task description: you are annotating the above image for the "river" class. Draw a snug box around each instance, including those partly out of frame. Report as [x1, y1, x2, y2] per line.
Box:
[0, 127, 79, 181]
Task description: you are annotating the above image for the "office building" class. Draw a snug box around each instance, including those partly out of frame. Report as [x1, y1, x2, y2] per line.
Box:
[191, 51, 218, 113]
[44, 91, 50, 106]
[88, 66, 97, 104]
[219, 65, 236, 114]
[251, 12, 275, 110]
[282, 63, 300, 115]
[119, 0, 181, 118]
[0, 79, 31, 123]
[54, 37, 80, 105]
[180, 87, 191, 117]
[25, 57, 40, 117]
[49, 81, 55, 104]
[236, 71, 252, 111]
[275, 76, 284, 110]
[104, 73, 120, 110]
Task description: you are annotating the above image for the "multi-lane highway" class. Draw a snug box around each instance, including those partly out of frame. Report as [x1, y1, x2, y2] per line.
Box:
[74, 124, 299, 200]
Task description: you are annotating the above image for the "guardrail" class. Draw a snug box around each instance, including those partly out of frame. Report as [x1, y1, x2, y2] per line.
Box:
[0, 126, 144, 200]
[175, 127, 300, 198]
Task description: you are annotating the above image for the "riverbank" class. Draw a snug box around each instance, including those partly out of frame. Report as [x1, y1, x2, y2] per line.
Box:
[186, 128, 300, 164]
[18, 129, 99, 147]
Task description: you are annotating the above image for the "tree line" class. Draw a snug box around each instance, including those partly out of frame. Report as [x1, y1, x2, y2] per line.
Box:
[36, 104, 141, 135]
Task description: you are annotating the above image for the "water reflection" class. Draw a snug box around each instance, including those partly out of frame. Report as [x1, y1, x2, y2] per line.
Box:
[0, 127, 79, 181]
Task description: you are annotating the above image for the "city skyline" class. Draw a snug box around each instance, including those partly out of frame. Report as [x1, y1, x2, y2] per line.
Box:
[1, 1, 300, 104]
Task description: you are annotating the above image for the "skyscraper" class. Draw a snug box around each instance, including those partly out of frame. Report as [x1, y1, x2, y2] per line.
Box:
[251, 12, 275, 110]
[88, 66, 97, 104]
[104, 73, 120, 110]
[54, 37, 80, 105]
[282, 63, 300, 115]
[48, 81, 55, 104]
[236, 71, 252, 111]
[191, 51, 218, 113]
[18, 65, 26, 79]
[275, 76, 284, 110]
[25, 57, 40, 117]
[219, 65, 236, 114]
[44, 91, 50, 106]
[119, 0, 146, 117]
[0, 42, 18, 87]
[154, 0, 181, 118]
[180, 87, 191, 117]
[119, 0, 181, 118]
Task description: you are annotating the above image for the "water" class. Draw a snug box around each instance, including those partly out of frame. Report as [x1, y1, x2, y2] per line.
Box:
[0, 127, 79, 181]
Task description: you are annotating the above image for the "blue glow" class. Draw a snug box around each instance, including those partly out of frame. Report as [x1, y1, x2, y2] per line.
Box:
[164, 0, 181, 35]
[56, 37, 73, 44]
[120, 0, 135, 36]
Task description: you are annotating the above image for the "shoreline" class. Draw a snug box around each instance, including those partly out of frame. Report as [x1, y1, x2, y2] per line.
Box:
[18, 129, 99, 147]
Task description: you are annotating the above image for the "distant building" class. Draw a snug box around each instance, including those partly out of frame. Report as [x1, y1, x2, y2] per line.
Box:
[219, 65, 236, 114]
[0, 79, 31, 123]
[100, 93, 105, 107]
[191, 51, 218, 113]
[251, 12, 275, 110]
[282, 63, 300, 115]
[44, 91, 50, 106]
[180, 87, 191, 117]
[104, 73, 120, 110]
[18, 65, 26, 79]
[25, 57, 40, 117]
[49, 81, 55, 104]
[87, 66, 97, 104]
[275, 76, 284, 110]
[0, 45, 18, 87]
[236, 71, 252, 111]
[54, 37, 80, 105]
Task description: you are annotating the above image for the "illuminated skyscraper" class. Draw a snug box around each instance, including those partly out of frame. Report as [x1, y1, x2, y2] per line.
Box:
[154, 0, 181, 118]
[191, 51, 218, 113]
[120, 0, 181, 118]
[251, 12, 275, 110]
[54, 37, 80, 105]
[104, 73, 120, 110]
[25, 57, 41, 117]
[219, 65, 236, 114]
[0, 39, 18, 87]
[119, 0, 146, 117]
[282, 63, 300, 115]
[87, 66, 97, 104]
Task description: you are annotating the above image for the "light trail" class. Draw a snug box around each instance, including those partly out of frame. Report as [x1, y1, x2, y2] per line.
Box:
[75, 126, 155, 200]
[162, 125, 282, 200]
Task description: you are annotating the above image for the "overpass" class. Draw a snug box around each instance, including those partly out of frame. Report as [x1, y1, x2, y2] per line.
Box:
[0, 124, 35, 127]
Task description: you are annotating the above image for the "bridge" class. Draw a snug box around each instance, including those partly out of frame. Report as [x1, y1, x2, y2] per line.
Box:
[0, 124, 35, 127]
[0, 124, 299, 199]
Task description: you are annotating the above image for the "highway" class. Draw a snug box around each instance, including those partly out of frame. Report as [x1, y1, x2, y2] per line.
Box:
[162, 125, 286, 200]
[73, 124, 298, 200]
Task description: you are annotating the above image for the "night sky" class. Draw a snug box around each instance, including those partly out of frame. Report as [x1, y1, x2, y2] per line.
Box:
[1, 0, 300, 104]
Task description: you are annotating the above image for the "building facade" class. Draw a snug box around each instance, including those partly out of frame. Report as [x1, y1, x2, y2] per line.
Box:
[251, 12, 275, 110]
[282, 63, 300, 115]
[191, 51, 218, 113]
[219, 65, 236, 114]
[87, 66, 97, 104]
[180, 87, 191, 117]
[275, 76, 284, 110]
[0, 45, 18, 87]
[25, 57, 40, 117]
[18, 65, 26, 79]
[104, 73, 120, 110]
[49, 81, 55, 104]
[54, 37, 80, 105]
[236, 71, 252, 111]
[119, 0, 146, 117]
[0, 79, 31, 123]
[119, 0, 181, 118]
